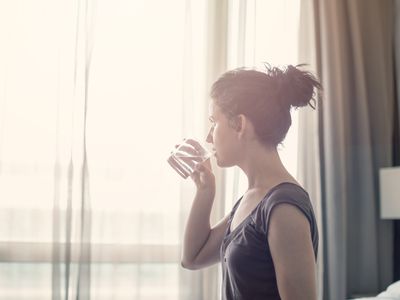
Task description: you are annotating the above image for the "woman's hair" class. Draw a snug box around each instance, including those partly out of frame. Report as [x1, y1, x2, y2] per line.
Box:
[210, 64, 322, 146]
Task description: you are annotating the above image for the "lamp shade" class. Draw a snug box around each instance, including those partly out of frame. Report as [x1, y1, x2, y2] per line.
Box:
[379, 167, 400, 219]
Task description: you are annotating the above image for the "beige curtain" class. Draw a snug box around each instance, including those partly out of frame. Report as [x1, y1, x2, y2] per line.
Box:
[298, 0, 396, 299]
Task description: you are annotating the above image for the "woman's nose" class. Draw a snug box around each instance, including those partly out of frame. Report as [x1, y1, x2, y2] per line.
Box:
[206, 129, 213, 144]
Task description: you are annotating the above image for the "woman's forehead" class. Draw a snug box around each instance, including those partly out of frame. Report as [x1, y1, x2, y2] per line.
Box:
[208, 102, 221, 118]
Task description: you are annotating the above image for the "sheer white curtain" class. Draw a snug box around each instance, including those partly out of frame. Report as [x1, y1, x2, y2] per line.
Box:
[0, 0, 222, 299]
[297, 1, 324, 299]
[0, 0, 320, 299]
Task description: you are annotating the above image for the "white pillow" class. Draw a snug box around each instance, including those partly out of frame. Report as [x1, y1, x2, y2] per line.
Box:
[377, 280, 400, 299]
[348, 281, 400, 300]
[349, 297, 398, 300]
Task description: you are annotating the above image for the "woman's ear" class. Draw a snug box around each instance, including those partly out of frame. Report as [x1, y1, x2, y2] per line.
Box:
[235, 114, 256, 141]
[228, 114, 250, 137]
[233, 114, 246, 134]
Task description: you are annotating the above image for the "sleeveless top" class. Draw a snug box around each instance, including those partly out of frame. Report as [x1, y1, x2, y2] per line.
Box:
[220, 182, 319, 300]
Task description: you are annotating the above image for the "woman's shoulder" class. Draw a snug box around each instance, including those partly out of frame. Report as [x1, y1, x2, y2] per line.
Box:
[263, 182, 310, 202]
[251, 182, 315, 231]
[262, 182, 310, 207]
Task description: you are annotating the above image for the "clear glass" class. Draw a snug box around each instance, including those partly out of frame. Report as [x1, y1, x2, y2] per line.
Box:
[167, 139, 213, 179]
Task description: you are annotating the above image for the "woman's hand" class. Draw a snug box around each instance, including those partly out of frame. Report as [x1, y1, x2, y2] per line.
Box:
[190, 158, 215, 194]
[173, 138, 216, 195]
[169, 139, 215, 198]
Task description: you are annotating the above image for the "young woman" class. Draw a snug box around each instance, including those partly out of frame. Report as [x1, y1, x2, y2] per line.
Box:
[180, 65, 320, 300]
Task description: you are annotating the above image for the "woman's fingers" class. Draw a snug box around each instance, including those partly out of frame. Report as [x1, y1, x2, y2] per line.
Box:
[184, 138, 202, 150]
[190, 170, 200, 183]
[202, 158, 212, 170]
[170, 139, 214, 187]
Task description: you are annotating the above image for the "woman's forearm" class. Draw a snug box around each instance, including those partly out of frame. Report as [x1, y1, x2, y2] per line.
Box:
[181, 188, 215, 267]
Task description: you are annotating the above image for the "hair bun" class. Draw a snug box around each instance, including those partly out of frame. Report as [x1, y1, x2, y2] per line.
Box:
[280, 64, 321, 109]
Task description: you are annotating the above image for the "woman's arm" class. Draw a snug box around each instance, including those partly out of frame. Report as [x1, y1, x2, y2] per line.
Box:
[181, 157, 229, 270]
[181, 207, 230, 270]
[268, 203, 317, 300]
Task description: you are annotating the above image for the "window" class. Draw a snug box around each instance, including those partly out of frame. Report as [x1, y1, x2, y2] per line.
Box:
[0, 0, 209, 299]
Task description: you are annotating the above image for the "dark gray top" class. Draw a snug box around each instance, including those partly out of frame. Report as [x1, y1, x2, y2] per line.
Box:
[220, 182, 319, 300]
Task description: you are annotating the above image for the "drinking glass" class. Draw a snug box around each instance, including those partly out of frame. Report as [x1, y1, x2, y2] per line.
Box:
[167, 138, 213, 179]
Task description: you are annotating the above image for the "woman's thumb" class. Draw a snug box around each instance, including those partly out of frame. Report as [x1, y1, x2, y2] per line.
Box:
[195, 163, 205, 172]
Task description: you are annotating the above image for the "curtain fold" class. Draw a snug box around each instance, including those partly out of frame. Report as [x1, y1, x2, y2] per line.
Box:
[393, 0, 400, 283]
[299, 0, 396, 299]
[53, 0, 94, 297]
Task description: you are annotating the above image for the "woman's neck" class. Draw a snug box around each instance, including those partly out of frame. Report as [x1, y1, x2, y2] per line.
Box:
[237, 144, 297, 191]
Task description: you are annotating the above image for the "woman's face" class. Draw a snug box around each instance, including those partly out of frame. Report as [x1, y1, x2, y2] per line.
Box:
[206, 102, 239, 167]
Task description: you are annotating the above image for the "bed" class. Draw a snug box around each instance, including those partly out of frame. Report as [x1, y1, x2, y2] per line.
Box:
[348, 281, 400, 300]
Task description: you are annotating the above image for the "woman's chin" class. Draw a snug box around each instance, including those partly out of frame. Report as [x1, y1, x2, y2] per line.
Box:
[215, 156, 229, 168]
[215, 155, 223, 166]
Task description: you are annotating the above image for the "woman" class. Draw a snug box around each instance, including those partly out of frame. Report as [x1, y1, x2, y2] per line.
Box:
[180, 64, 320, 300]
